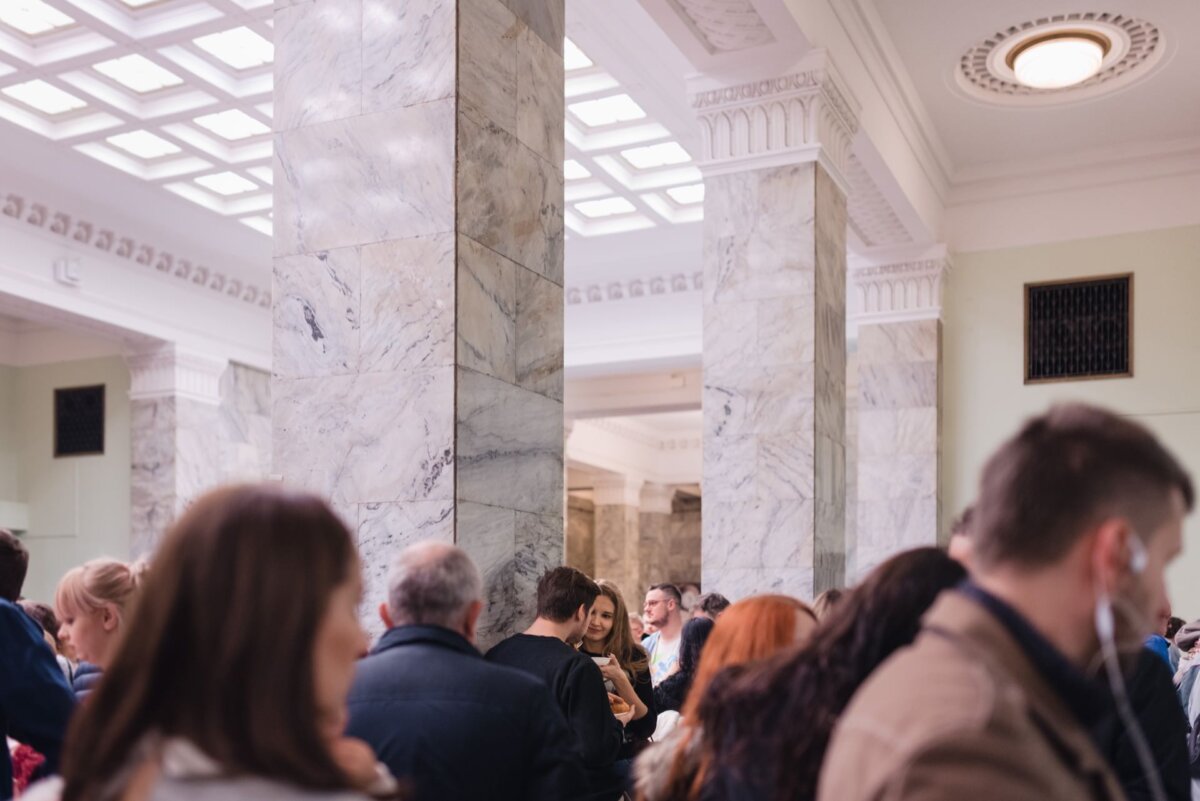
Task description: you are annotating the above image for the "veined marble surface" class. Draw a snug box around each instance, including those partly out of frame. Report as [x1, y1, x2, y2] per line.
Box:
[594, 504, 641, 611]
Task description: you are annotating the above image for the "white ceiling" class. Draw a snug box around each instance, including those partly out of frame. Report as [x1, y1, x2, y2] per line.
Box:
[871, 0, 1200, 174]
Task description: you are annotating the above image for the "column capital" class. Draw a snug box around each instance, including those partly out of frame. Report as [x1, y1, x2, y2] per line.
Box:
[126, 344, 227, 405]
[640, 482, 676, 515]
[593, 474, 645, 507]
[851, 245, 953, 325]
[689, 50, 861, 193]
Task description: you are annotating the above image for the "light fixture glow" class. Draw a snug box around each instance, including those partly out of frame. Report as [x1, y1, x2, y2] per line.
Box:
[193, 109, 270, 140]
[622, 141, 691, 169]
[107, 130, 181, 159]
[563, 159, 591, 180]
[195, 171, 257, 195]
[2, 79, 86, 114]
[241, 216, 273, 235]
[667, 183, 705, 205]
[576, 197, 636, 218]
[564, 38, 592, 71]
[0, 0, 73, 36]
[194, 27, 274, 70]
[94, 54, 183, 93]
[247, 165, 273, 185]
[568, 94, 646, 127]
[1010, 32, 1108, 89]
[120, 0, 163, 6]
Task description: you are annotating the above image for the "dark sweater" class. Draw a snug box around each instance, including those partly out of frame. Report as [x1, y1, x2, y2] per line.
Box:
[580, 646, 658, 760]
[487, 634, 623, 799]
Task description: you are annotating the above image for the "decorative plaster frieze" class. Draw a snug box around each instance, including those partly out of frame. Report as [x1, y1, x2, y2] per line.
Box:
[567, 271, 703, 305]
[127, 344, 228, 406]
[1, 192, 271, 309]
[593, 474, 646, 507]
[851, 256, 952, 324]
[667, 0, 775, 53]
[690, 54, 861, 191]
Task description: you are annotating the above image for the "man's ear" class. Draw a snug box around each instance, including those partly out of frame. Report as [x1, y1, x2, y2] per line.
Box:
[462, 600, 484, 644]
[379, 603, 395, 630]
[1091, 518, 1132, 596]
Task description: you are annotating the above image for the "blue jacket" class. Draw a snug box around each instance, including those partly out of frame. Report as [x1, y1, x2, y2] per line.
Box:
[0, 599, 75, 799]
[345, 625, 587, 801]
[71, 662, 102, 701]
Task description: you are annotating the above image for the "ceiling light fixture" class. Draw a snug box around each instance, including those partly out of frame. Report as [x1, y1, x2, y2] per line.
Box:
[0, 0, 73, 36]
[2, 79, 86, 114]
[622, 141, 691, 169]
[107, 130, 181, 159]
[568, 94, 646, 127]
[1008, 31, 1110, 89]
[193, 109, 270, 140]
[667, 184, 705, 205]
[564, 39, 593, 71]
[576, 197, 636, 218]
[563, 159, 591, 180]
[196, 171, 257, 195]
[94, 54, 183, 93]
[194, 27, 274, 70]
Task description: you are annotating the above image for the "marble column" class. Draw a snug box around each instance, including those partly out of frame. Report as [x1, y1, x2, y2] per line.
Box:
[851, 250, 949, 578]
[693, 53, 859, 601]
[638, 483, 675, 594]
[592, 475, 643, 607]
[272, 0, 565, 643]
[127, 345, 227, 556]
[566, 494, 595, 577]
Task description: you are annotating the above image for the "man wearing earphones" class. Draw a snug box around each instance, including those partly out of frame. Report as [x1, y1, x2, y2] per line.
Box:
[819, 403, 1193, 801]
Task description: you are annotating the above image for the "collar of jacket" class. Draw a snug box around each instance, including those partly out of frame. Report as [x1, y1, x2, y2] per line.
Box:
[372, 624, 480, 658]
[924, 587, 1121, 789]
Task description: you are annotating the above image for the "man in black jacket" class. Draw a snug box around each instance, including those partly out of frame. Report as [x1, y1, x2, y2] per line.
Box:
[345, 542, 586, 801]
[488, 567, 626, 801]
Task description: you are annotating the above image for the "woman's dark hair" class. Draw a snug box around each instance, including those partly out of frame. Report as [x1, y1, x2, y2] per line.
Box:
[1167, 616, 1186, 641]
[678, 616, 714, 676]
[60, 484, 360, 801]
[694, 548, 966, 801]
[18, 600, 61, 649]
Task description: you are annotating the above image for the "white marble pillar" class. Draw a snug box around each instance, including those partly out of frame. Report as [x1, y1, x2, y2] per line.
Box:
[851, 250, 950, 578]
[272, 0, 564, 643]
[693, 53, 859, 600]
[127, 345, 227, 556]
[638, 483, 675, 594]
[593, 475, 644, 606]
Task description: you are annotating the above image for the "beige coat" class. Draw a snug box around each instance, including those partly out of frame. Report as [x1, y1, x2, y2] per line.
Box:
[818, 591, 1127, 801]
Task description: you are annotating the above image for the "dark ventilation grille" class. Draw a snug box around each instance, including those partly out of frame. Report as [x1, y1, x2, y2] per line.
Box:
[1025, 275, 1132, 383]
[54, 385, 105, 457]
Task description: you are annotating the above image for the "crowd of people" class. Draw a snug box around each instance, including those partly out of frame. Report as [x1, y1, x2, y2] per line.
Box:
[1, 402, 1199, 801]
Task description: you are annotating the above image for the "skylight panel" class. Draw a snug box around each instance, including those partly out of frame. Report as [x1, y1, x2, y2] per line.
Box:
[2, 79, 86, 115]
[193, 109, 270, 140]
[667, 183, 705, 205]
[241, 216, 273, 235]
[94, 55, 183, 94]
[576, 197, 637, 218]
[0, 1, 73, 36]
[622, 141, 691, 170]
[563, 159, 591, 180]
[195, 171, 258, 195]
[247, 165, 273, 185]
[119, 0, 162, 6]
[194, 27, 273, 70]
[564, 39, 593, 71]
[568, 94, 645, 127]
[107, 130, 181, 159]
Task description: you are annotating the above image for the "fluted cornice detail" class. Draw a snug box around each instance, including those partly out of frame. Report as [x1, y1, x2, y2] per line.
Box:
[851, 255, 952, 324]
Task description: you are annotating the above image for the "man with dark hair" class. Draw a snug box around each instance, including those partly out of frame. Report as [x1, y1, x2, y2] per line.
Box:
[0, 527, 75, 793]
[487, 567, 624, 800]
[693, 592, 731, 621]
[820, 403, 1194, 801]
[642, 583, 684, 685]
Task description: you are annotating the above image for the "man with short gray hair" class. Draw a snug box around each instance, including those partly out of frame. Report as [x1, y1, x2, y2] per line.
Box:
[345, 542, 585, 801]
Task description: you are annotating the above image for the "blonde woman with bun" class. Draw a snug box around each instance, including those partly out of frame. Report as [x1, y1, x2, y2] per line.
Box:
[54, 558, 148, 698]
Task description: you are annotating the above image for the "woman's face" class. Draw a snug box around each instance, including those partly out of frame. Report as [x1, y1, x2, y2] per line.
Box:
[312, 562, 368, 737]
[58, 603, 119, 667]
[585, 594, 615, 646]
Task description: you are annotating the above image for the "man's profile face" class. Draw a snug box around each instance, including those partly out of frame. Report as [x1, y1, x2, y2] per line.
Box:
[643, 589, 674, 627]
[1117, 488, 1187, 647]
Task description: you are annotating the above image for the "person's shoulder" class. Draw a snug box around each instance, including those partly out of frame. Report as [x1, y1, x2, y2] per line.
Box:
[152, 775, 370, 801]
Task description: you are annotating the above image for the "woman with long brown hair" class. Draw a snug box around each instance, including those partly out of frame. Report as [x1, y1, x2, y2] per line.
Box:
[634, 594, 817, 801]
[25, 484, 394, 801]
[580, 580, 658, 761]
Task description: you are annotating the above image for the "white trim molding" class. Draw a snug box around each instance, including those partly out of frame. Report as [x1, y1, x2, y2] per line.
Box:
[127, 344, 228, 406]
[851, 245, 951, 325]
[689, 50, 861, 193]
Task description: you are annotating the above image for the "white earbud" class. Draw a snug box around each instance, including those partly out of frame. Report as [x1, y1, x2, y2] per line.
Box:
[1129, 535, 1148, 574]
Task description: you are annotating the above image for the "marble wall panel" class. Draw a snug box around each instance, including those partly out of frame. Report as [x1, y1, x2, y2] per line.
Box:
[515, 267, 564, 401]
[362, 0, 456, 114]
[669, 508, 702, 585]
[594, 504, 640, 607]
[274, 100, 456, 257]
[130, 397, 176, 557]
[456, 236, 517, 384]
[566, 497, 595, 577]
[219, 365, 272, 482]
[859, 362, 939, 411]
[458, 0, 518, 136]
[457, 501, 518, 648]
[516, 25, 565, 168]
[845, 350, 859, 583]
[274, 247, 360, 379]
[359, 235, 456, 374]
[704, 566, 815, 602]
[638, 512, 672, 595]
[500, 0, 564, 52]
[515, 510, 561, 628]
[274, 0, 362, 130]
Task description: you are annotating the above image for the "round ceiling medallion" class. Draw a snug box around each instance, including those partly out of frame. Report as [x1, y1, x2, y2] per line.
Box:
[956, 13, 1163, 106]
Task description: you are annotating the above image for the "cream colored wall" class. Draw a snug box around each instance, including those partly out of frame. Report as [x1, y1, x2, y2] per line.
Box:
[1, 358, 132, 604]
[944, 225, 1200, 617]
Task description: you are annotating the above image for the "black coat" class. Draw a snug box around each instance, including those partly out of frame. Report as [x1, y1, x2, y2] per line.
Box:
[345, 625, 587, 801]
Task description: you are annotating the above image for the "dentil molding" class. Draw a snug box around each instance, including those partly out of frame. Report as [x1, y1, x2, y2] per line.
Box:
[1, 192, 270, 309]
[127, 344, 228, 406]
[690, 51, 861, 192]
[567, 271, 703, 305]
[851, 252, 952, 324]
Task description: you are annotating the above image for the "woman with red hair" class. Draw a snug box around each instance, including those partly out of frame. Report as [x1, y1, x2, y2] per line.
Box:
[634, 595, 817, 801]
